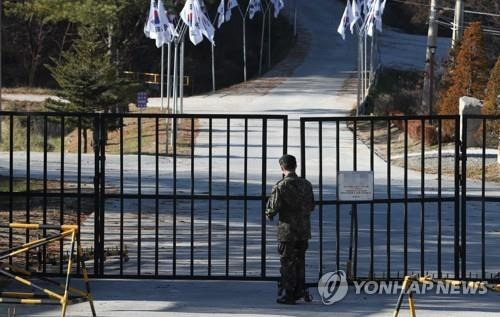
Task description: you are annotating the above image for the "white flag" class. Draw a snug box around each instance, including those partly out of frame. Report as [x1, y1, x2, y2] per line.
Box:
[351, 0, 361, 33]
[270, 0, 284, 18]
[363, 0, 374, 15]
[217, 0, 225, 28]
[248, 0, 261, 20]
[144, 0, 175, 48]
[366, 0, 383, 37]
[180, 0, 203, 45]
[225, 0, 239, 21]
[337, 0, 354, 40]
[197, 0, 216, 45]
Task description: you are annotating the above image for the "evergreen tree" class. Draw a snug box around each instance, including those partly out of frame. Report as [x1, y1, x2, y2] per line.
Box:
[437, 22, 489, 136]
[46, 26, 135, 149]
[483, 57, 500, 116]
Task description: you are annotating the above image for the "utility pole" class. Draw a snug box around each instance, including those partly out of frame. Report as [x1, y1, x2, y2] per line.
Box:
[422, 0, 438, 115]
[452, 0, 464, 48]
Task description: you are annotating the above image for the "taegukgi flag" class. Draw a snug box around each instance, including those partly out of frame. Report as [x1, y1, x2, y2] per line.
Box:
[217, 0, 225, 28]
[337, 0, 354, 40]
[351, 0, 361, 33]
[366, 0, 383, 37]
[248, 0, 261, 20]
[270, 0, 284, 18]
[225, 0, 239, 21]
[144, 0, 176, 48]
[180, 0, 215, 45]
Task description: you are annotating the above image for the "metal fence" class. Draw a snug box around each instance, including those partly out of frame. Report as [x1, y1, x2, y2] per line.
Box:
[0, 112, 498, 283]
[300, 114, 499, 282]
[0, 111, 288, 280]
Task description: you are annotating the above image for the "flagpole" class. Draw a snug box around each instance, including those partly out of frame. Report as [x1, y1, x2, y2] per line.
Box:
[180, 35, 185, 114]
[167, 42, 172, 110]
[259, 4, 268, 75]
[357, 31, 362, 117]
[293, 0, 297, 38]
[268, 1, 271, 69]
[238, 6, 248, 82]
[160, 45, 165, 112]
[211, 12, 219, 92]
[173, 38, 179, 115]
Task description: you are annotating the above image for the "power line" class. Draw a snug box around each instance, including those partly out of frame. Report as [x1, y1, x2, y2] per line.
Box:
[389, 0, 500, 18]
[437, 19, 500, 36]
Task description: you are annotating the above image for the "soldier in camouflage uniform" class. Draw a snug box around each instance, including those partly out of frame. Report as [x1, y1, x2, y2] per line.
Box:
[266, 154, 315, 304]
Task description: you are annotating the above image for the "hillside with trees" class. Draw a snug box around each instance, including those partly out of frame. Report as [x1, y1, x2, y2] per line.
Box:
[1, 0, 294, 94]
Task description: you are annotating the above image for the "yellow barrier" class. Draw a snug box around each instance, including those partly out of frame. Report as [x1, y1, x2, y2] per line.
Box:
[392, 275, 500, 317]
[0, 223, 96, 317]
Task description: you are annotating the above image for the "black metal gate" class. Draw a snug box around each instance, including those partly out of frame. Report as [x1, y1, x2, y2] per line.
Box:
[92, 113, 288, 279]
[300, 114, 499, 282]
[0, 111, 498, 282]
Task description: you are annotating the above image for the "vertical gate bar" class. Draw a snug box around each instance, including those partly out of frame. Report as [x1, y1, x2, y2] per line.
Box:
[208, 118, 212, 276]
[283, 117, 288, 154]
[226, 118, 230, 276]
[404, 119, 408, 276]
[155, 117, 160, 276]
[353, 120, 358, 279]
[43, 115, 48, 273]
[437, 120, 442, 278]
[59, 116, 64, 274]
[261, 118, 267, 278]
[99, 117, 106, 275]
[173, 117, 177, 276]
[454, 117, 460, 279]
[420, 118, 425, 276]
[460, 117, 467, 279]
[26, 114, 31, 270]
[119, 117, 124, 276]
[93, 115, 100, 275]
[137, 116, 142, 275]
[369, 119, 374, 279]
[243, 118, 248, 277]
[9, 115, 13, 265]
[191, 118, 195, 276]
[387, 119, 391, 278]
[77, 116, 82, 275]
[335, 121, 340, 271]
[481, 118, 486, 280]
[300, 119, 306, 178]
[318, 121, 323, 277]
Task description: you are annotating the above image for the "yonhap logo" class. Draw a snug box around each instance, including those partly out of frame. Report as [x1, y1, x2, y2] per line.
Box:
[317, 270, 349, 305]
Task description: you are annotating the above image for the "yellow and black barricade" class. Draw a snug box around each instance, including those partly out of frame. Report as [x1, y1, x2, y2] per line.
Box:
[392, 275, 500, 317]
[0, 223, 96, 317]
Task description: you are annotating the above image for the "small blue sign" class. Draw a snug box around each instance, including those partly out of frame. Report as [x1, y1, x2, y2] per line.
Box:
[137, 91, 148, 109]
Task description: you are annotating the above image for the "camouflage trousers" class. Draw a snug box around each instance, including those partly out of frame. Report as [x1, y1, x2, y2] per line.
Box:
[278, 240, 308, 294]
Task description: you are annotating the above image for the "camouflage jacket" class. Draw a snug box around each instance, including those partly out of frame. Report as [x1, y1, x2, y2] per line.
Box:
[266, 173, 315, 241]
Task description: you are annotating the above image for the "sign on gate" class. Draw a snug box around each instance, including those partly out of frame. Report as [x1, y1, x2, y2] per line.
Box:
[337, 171, 374, 201]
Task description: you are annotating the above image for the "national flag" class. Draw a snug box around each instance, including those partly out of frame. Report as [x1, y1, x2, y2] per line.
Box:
[225, 0, 239, 21]
[181, 0, 215, 45]
[144, 0, 176, 48]
[337, 0, 354, 40]
[270, 0, 284, 18]
[217, 0, 225, 28]
[180, 0, 203, 45]
[366, 0, 383, 37]
[197, 0, 216, 44]
[248, 0, 261, 20]
[351, 0, 361, 33]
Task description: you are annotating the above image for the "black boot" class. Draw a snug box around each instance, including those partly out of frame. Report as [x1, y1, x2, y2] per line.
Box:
[277, 290, 296, 305]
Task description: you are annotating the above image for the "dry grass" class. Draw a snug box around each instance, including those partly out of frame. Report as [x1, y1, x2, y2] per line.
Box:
[1, 87, 58, 95]
[66, 106, 199, 156]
